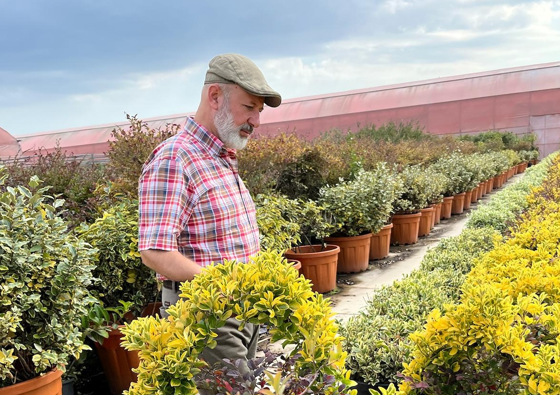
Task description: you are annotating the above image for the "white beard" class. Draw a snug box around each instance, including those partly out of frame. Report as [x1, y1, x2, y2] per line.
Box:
[213, 101, 251, 151]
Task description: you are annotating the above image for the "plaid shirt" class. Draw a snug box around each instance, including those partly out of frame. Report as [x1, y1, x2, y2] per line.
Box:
[138, 118, 260, 279]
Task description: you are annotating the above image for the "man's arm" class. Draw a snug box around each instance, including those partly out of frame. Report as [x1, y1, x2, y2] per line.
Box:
[140, 250, 203, 282]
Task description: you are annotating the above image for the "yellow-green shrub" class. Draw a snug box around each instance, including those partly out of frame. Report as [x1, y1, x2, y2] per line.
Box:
[400, 153, 560, 395]
[121, 251, 355, 395]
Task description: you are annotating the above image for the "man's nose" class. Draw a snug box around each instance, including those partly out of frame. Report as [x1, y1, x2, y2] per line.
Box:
[248, 112, 260, 129]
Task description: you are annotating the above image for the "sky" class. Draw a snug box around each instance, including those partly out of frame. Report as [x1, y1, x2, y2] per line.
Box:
[1, 0, 559, 136]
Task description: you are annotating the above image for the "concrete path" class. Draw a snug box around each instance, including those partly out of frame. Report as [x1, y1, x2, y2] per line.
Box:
[329, 173, 523, 322]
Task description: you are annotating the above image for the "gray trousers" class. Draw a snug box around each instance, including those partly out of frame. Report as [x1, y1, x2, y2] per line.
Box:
[162, 281, 259, 394]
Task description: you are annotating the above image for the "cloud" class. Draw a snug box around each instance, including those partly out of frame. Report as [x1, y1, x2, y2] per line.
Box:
[1, 0, 559, 136]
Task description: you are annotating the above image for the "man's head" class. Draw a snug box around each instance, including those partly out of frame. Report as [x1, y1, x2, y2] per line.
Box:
[196, 54, 281, 150]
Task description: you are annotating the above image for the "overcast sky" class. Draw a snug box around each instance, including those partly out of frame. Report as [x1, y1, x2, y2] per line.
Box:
[1, 0, 559, 136]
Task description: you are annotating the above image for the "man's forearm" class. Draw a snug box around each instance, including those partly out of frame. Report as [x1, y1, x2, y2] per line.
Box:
[140, 250, 203, 282]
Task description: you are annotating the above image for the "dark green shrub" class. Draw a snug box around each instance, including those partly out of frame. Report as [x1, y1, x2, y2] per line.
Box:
[276, 147, 329, 200]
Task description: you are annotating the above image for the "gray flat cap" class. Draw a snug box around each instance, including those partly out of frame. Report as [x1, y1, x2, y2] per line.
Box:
[205, 53, 282, 108]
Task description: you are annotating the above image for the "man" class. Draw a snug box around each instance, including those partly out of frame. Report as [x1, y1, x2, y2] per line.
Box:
[137, 54, 281, 380]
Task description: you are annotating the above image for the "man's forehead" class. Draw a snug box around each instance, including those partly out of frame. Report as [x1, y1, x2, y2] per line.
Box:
[232, 85, 265, 106]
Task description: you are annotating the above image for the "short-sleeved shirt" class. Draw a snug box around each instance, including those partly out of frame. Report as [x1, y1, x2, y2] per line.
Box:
[138, 117, 260, 277]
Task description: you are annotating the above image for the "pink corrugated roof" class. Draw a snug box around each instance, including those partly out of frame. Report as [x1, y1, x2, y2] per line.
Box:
[9, 61, 560, 158]
[0, 126, 20, 157]
[16, 114, 189, 157]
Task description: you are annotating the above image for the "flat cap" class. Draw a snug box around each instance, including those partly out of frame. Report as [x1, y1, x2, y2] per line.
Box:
[205, 53, 282, 108]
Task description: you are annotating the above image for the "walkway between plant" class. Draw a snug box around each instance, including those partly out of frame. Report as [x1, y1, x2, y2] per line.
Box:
[329, 173, 524, 322]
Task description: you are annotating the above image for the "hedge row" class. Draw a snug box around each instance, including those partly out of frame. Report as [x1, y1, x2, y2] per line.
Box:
[401, 153, 560, 394]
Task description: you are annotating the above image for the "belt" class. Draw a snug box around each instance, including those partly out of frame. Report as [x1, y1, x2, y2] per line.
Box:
[163, 280, 180, 292]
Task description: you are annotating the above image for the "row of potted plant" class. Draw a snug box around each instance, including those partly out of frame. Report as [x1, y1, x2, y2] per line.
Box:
[239, 125, 539, 199]
[254, 149, 532, 293]
[338, 154, 554, 392]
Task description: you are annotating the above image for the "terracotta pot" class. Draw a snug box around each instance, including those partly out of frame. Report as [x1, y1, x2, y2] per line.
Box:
[287, 259, 302, 271]
[284, 245, 340, 293]
[518, 162, 528, 173]
[0, 369, 63, 395]
[478, 183, 484, 199]
[95, 328, 140, 395]
[390, 212, 421, 245]
[370, 223, 393, 260]
[492, 176, 500, 189]
[433, 202, 442, 225]
[325, 233, 372, 273]
[418, 207, 434, 237]
[463, 190, 473, 210]
[441, 196, 454, 219]
[471, 186, 480, 203]
[486, 179, 493, 194]
[451, 193, 465, 215]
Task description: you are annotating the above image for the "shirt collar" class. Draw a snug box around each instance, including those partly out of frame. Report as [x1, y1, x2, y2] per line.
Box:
[183, 117, 237, 160]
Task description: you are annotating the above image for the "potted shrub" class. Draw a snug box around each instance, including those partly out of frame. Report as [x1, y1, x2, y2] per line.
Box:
[430, 171, 449, 227]
[430, 152, 475, 215]
[77, 196, 159, 395]
[0, 169, 97, 394]
[121, 251, 356, 395]
[460, 154, 485, 209]
[390, 165, 432, 245]
[417, 166, 448, 235]
[255, 193, 340, 293]
[361, 163, 401, 260]
[283, 199, 340, 293]
[320, 165, 399, 273]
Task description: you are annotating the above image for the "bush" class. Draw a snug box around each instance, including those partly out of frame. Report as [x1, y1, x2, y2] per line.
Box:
[503, 149, 521, 166]
[430, 152, 475, 195]
[519, 149, 540, 162]
[77, 196, 158, 316]
[341, 227, 497, 387]
[353, 121, 432, 144]
[106, 114, 181, 197]
[255, 193, 336, 251]
[466, 155, 552, 233]
[320, 164, 400, 236]
[1, 145, 106, 226]
[238, 133, 308, 196]
[121, 251, 355, 395]
[254, 194, 301, 252]
[0, 168, 97, 386]
[391, 165, 432, 213]
[276, 147, 329, 200]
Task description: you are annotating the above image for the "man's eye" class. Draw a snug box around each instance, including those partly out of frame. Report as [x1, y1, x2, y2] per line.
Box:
[245, 105, 254, 111]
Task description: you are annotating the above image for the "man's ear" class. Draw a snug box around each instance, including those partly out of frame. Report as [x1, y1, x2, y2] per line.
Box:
[207, 84, 221, 111]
